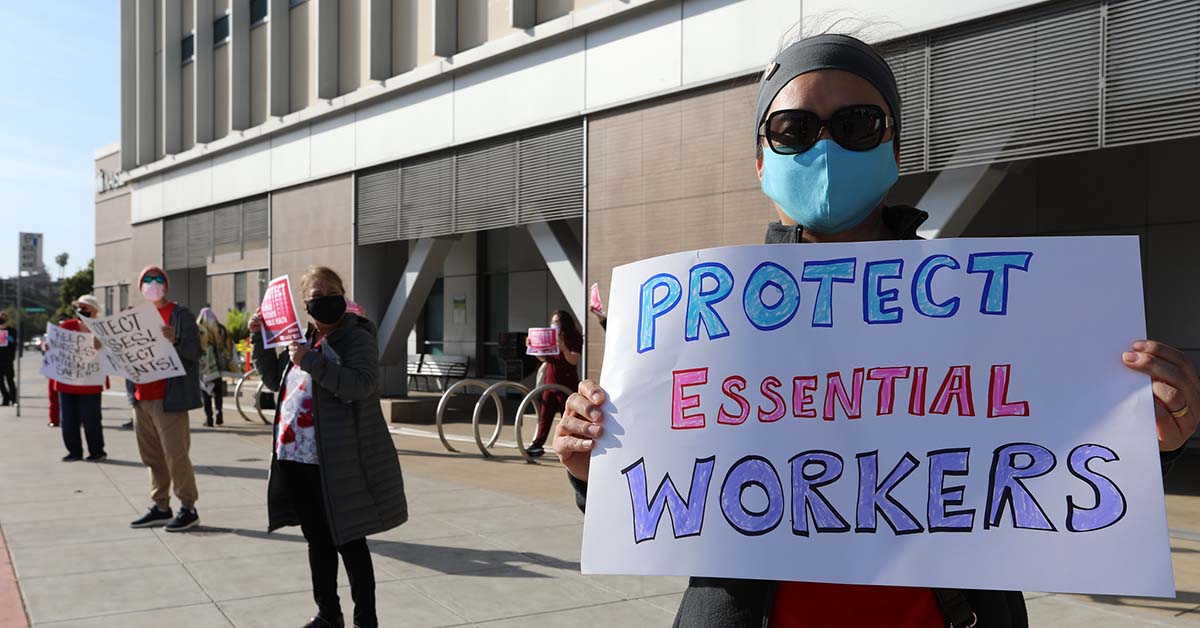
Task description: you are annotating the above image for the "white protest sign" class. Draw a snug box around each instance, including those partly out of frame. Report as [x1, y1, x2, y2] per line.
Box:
[260, 275, 306, 349]
[581, 236, 1173, 597]
[85, 303, 186, 384]
[39, 323, 105, 387]
[527, 327, 559, 356]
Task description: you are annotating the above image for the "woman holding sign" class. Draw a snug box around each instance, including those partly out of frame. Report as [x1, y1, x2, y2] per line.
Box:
[554, 32, 1200, 628]
[525, 310, 583, 457]
[54, 295, 107, 462]
[251, 266, 407, 628]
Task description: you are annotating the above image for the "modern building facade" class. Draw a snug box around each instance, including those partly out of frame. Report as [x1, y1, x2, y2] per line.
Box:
[95, 0, 1200, 399]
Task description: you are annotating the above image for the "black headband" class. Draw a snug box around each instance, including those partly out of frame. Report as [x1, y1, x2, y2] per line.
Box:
[754, 34, 901, 148]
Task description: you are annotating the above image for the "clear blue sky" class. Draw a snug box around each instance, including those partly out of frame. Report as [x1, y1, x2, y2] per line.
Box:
[0, 3, 119, 278]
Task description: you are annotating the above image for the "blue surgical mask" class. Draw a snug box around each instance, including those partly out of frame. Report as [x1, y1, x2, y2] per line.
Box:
[760, 139, 899, 234]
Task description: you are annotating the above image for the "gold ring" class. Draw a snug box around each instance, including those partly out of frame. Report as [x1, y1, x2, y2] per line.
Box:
[1171, 403, 1190, 419]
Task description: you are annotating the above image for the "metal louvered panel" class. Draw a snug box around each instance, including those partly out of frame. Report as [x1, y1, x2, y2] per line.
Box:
[243, 198, 269, 250]
[214, 204, 242, 255]
[1105, 0, 1200, 146]
[455, 140, 517, 233]
[186, 211, 213, 267]
[882, 37, 929, 174]
[927, 0, 1101, 169]
[399, 154, 454, 240]
[518, 123, 584, 223]
[356, 166, 400, 245]
[163, 217, 188, 270]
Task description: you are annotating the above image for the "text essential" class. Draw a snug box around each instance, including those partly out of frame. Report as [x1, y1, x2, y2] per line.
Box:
[580, 237, 1173, 597]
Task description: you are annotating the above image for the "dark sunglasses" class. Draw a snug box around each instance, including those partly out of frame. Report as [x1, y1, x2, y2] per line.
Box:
[142, 275, 166, 285]
[760, 105, 892, 155]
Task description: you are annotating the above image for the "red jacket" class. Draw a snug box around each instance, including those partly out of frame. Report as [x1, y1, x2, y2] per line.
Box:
[51, 319, 107, 396]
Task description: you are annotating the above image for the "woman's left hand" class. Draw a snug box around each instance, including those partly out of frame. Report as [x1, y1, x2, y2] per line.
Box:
[1123, 340, 1200, 451]
[289, 343, 310, 367]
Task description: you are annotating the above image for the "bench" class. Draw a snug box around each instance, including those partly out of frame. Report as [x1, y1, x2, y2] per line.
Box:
[407, 354, 470, 392]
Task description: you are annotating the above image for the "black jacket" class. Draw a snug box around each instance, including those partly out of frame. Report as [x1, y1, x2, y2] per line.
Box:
[0, 325, 19, 364]
[573, 207, 1188, 628]
[254, 313, 408, 546]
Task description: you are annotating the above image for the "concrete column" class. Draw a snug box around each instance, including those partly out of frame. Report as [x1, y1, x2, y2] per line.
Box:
[432, 0, 456, 57]
[194, 0, 214, 143]
[316, 0, 340, 99]
[135, 0, 156, 165]
[120, 0, 138, 170]
[915, 163, 1021, 239]
[230, 0, 251, 129]
[365, 0, 392, 81]
[161, 0, 182, 154]
[378, 236, 458, 365]
[527, 221, 584, 324]
[268, 0, 291, 116]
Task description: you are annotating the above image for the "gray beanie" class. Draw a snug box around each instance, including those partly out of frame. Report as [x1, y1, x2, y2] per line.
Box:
[754, 34, 901, 148]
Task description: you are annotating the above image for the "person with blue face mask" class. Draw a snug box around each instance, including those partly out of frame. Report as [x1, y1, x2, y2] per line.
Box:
[552, 32, 1200, 628]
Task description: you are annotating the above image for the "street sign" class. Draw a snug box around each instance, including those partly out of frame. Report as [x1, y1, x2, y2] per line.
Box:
[19, 233, 42, 273]
[25, 307, 45, 313]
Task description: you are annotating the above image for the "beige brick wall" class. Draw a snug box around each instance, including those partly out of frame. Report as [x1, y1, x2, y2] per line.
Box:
[585, 78, 776, 379]
[271, 175, 355, 316]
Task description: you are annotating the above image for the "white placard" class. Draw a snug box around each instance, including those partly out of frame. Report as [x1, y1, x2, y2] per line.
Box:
[39, 323, 105, 387]
[85, 303, 186, 384]
[581, 236, 1173, 598]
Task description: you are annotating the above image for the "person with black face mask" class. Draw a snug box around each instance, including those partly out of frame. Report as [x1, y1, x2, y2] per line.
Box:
[250, 265, 407, 628]
[0, 311, 19, 407]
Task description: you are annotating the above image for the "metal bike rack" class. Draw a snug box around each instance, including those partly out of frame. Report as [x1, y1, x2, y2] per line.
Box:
[234, 373, 256, 422]
[436, 379, 502, 453]
[512, 384, 573, 462]
[471, 381, 531, 458]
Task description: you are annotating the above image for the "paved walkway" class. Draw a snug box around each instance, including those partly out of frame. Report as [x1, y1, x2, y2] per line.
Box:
[0, 354, 1197, 626]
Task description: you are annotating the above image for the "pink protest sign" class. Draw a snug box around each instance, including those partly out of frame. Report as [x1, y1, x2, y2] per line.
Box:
[590, 283, 605, 315]
[260, 275, 307, 349]
[527, 327, 559, 356]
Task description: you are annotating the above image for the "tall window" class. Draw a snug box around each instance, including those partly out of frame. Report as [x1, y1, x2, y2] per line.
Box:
[257, 270, 268, 306]
[104, 288, 114, 316]
[234, 272, 247, 311]
[422, 278, 444, 355]
[213, 13, 230, 45]
[250, 0, 269, 25]
[118, 284, 129, 311]
[182, 33, 195, 64]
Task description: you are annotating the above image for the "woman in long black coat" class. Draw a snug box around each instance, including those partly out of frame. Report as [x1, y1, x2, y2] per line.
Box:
[251, 265, 407, 628]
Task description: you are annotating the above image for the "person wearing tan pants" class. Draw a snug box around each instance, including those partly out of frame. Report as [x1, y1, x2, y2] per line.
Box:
[127, 266, 204, 533]
[134, 398, 198, 511]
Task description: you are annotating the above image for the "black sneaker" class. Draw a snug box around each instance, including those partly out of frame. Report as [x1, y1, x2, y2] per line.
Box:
[164, 507, 199, 533]
[303, 615, 345, 628]
[121, 420, 134, 430]
[85, 453, 107, 462]
[61, 454, 83, 462]
[130, 506, 173, 528]
[527, 445, 546, 457]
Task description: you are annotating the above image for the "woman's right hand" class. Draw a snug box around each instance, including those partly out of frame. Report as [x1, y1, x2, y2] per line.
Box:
[554, 379, 606, 481]
[247, 309, 263, 334]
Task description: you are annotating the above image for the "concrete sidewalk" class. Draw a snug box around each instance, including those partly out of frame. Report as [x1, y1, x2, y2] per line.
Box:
[0, 353, 1198, 626]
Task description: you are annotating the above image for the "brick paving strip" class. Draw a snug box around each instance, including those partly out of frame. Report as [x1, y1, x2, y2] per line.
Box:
[0, 524, 29, 628]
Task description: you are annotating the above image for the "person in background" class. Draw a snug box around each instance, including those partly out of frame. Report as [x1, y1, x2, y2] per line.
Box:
[525, 310, 582, 458]
[0, 311, 19, 406]
[128, 266, 204, 533]
[197, 307, 238, 427]
[251, 265, 407, 628]
[54, 295, 108, 462]
[122, 380, 135, 430]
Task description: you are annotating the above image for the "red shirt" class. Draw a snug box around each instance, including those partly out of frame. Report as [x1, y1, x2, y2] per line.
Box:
[134, 302, 176, 402]
[770, 582, 943, 628]
[51, 319, 107, 396]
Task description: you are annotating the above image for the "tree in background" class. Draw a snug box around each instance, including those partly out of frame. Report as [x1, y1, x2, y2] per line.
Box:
[225, 308, 249, 343]
[54, 252, 69, 280]
[56, 260, 94, 319]
[2, 306, 49, 343]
